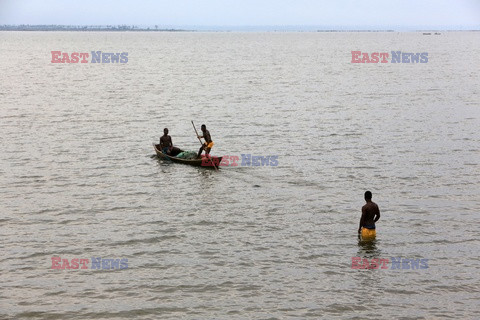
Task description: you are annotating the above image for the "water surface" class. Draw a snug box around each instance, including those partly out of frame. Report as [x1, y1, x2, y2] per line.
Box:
[1, 31, 479, 319]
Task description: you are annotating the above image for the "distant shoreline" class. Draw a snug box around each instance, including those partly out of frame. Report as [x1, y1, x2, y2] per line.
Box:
[1, 25, 479, 32]
[0, 25, 190, 32]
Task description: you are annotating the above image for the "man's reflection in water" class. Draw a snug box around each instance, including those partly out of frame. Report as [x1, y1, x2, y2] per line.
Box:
[357, 234, 381, 258]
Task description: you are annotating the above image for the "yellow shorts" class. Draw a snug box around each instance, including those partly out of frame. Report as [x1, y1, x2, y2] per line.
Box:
[361, 227, 376, 239]
[205, 141, 214, 149]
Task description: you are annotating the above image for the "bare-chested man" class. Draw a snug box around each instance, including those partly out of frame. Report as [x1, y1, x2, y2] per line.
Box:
[160, 128, 173, 154]
[197, 124, 214, 158]
[358, 191, 380, 239]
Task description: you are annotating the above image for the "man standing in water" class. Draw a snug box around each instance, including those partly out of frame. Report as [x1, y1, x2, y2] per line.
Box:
[358, 191, 380, 238]
[197, 124, 214, 158]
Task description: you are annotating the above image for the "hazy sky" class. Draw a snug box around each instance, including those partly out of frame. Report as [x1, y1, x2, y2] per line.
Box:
[0, 0, 479, 29]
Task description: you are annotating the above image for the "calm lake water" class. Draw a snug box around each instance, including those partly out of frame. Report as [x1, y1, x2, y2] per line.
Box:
[1, 31, 479, 319]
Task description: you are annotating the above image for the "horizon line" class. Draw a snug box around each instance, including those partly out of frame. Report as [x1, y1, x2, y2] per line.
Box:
[1, 24, 480, 32]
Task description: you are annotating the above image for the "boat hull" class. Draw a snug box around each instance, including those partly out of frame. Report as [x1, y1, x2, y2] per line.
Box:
[153, 144, 222, 167]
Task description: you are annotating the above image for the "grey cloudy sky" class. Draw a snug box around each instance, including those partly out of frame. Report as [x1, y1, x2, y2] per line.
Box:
[0, 0, 479, 29]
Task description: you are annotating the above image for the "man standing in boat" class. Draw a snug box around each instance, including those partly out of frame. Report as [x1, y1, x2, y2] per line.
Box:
[160, 128, 173, 154]
[197, 124, 214, 159]
[358, 191, 381, 239]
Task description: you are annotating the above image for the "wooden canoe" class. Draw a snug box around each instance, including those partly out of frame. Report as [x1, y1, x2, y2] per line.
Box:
[153, 144, 222, 167]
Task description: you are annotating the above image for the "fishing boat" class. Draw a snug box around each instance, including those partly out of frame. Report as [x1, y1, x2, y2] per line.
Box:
[153, 143, 222, 167]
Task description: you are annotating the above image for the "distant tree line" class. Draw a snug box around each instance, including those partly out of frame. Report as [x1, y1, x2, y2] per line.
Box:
[0, 25, 187, 31]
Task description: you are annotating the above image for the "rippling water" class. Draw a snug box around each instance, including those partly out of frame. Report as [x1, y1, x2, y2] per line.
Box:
[1, 31, 480, 319]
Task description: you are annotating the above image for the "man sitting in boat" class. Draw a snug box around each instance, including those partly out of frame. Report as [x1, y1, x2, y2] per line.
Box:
[160, 128, 173, 154]
[159, 128, 182, 156]
[197, 124, 214, 159]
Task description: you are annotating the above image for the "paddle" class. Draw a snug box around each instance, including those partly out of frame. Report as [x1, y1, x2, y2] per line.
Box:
[191, 121, 218, 170]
